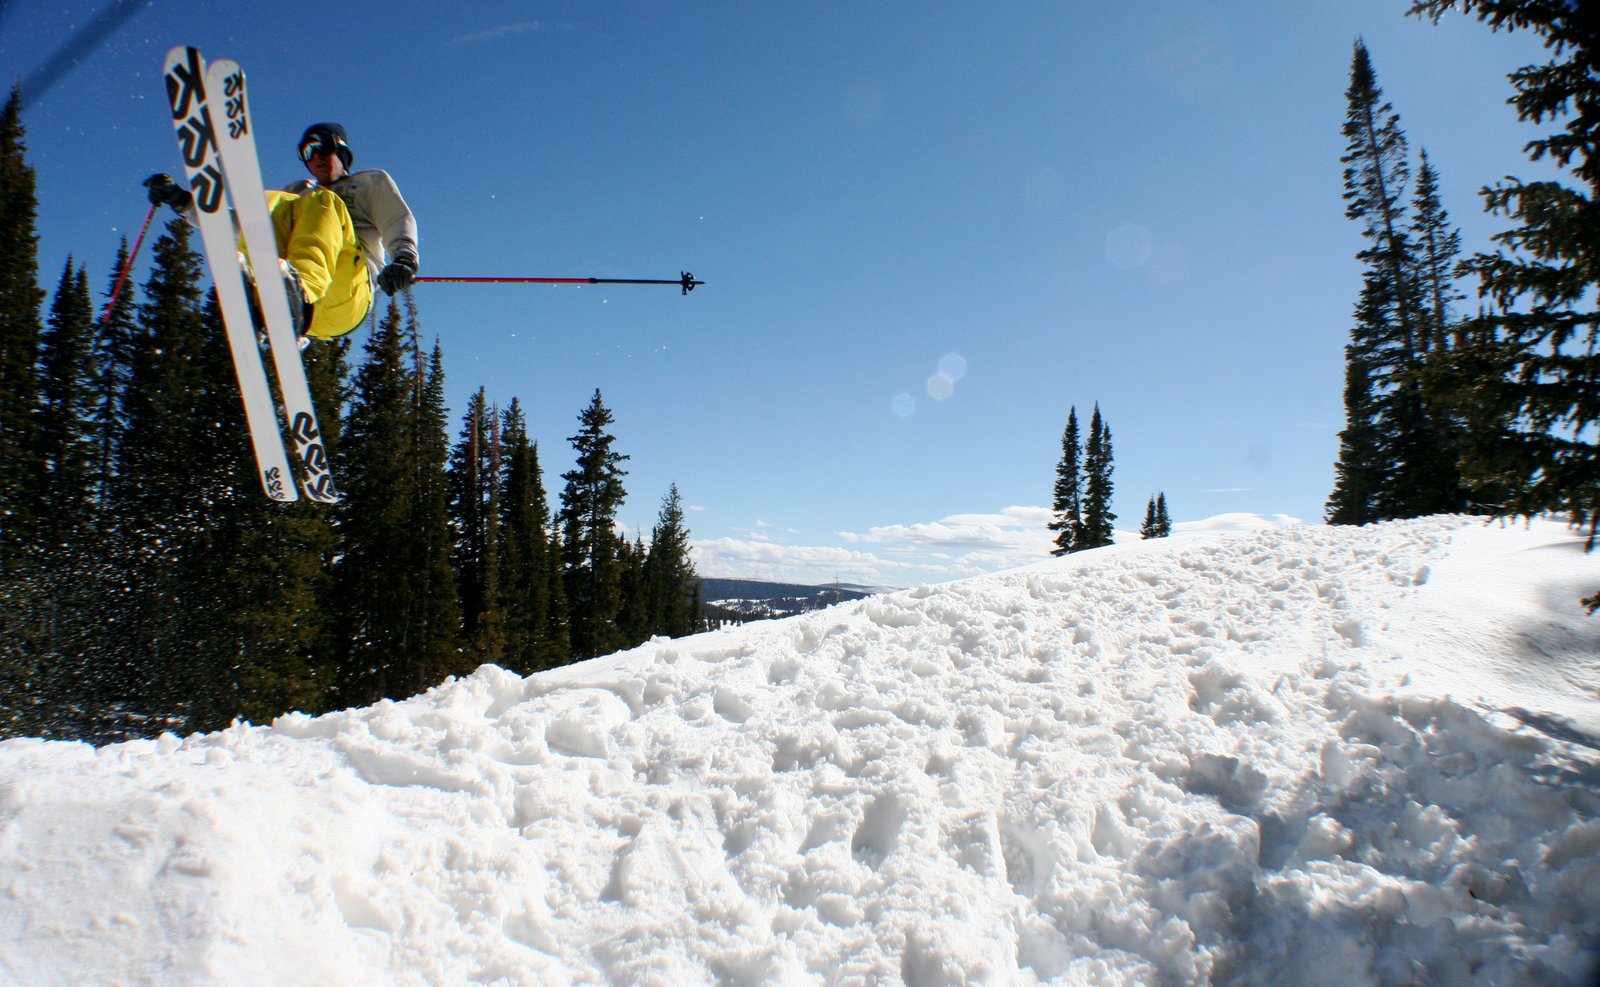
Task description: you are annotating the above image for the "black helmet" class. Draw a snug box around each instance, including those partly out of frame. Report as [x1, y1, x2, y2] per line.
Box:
[297, 123, 353, 170]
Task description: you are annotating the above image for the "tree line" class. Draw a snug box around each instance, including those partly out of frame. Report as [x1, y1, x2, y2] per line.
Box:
[0, 88, 703, 742]
[1329, 3, 1597, 605]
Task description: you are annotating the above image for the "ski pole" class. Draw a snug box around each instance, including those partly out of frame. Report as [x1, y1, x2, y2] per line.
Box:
[413, 271, 705, 295]
[98, 202, 159, 325]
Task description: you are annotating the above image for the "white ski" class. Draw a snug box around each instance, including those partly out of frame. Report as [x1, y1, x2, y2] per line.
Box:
[207, 58, 338, 502]
[161, 45, 296, 502]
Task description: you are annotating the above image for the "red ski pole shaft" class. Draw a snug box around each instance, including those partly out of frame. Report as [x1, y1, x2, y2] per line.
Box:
[99, 203, 159, 325]
[413, 271, 704, 294]
[414, 276, 597, 284]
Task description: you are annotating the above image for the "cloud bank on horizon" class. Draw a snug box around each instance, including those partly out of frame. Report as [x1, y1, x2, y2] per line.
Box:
[690, 508, 1306, 587]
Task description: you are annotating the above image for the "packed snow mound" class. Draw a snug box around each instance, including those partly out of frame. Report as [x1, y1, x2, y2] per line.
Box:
[2, 516, 1599, 986]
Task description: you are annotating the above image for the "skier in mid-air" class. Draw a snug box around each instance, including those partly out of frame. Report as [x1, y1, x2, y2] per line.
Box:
[147, 121, 418, 341]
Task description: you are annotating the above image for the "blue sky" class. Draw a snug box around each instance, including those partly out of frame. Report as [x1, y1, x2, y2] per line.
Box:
[3, 1, 1561, 586]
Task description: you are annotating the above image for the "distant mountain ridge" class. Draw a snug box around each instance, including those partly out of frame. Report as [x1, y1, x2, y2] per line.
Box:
[698, 577, 882, 622]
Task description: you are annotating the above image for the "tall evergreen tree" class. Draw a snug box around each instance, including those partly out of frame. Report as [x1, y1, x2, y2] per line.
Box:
[499, 400, 566, 673]
[560, 390, 630, 659]
[618, 533, 649, 648]
[219, 335, 348, 728]
[0, 87, 44, 572]
[5, 250, 141, 740]
[542, 527, 570, 662]
[1406, 149, 1473, 513]
[6, 263, 103, 735]
[100, 221, 223, 731]
[1048, 407, 1082, 556]
[335, 302, 460, 704]
[32, 261, 98, 546]
[1328, 311, 1386, 525]
[1411, 151, 1465, 355]
[413, 337, 464, 681]
[336, 301, 411, 704]
[1080, 405, 1116, 550]
[116, 219, 211, 518]
[179, 292, 323, 732]
[643, 484, 704, 639]
[1329, 41, 1420, 524]
[89, 241, 139, 506]
[1410, 2, 1600, 599]
[449, 388, 506, 664]
[1329, 41, 1470, 523]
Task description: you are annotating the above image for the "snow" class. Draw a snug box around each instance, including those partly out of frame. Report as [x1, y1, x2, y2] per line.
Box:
[2, 515, 1599, 985]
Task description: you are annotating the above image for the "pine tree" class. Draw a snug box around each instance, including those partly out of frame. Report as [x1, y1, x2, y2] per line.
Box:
[1410, 2, 1600, 598]
[542, 527, 570, 662]
[337, 301, 411, 703]
[449, 388, 506, 665]
[1411, 151, 1464, 355]
[0, 87, 44, 573]
[1408, 150, 1473, 512]
[89, 241, 139, 506]
[1327, 317, 1386, 524]
[618, 533, 649, 648]
[643, 484, 703, 639]
[180, 292, 328, 732]
[1048, 407, 1082, 556]
[413, 336, 464, 683]
[1080, 405, 1116, 550]
[1329, 41, 1470, 524]
[100, 221, 223, 732]
[8, 263, 105, 735]
[116, 219, 210, 518]
[560, 390, 630, 659]
[499, 400, 566, 673]
[32, 261, 98, 547]
[1140, 492, 1172, 539]
[1329, 41, 1420, 524]
[335, 302, 461, 704]
[220, 335, 347, 727]
[8, 249, 140, 740]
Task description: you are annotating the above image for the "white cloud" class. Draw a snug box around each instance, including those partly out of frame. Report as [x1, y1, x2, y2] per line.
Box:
[450, 21, 542, 45]
[692, 507, 1303, 588]
[696, 506, 1058, 587]
[692, 537, 919, 585]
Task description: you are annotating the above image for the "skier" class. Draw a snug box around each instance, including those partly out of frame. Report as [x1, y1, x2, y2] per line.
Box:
[146, 121, 418, 341]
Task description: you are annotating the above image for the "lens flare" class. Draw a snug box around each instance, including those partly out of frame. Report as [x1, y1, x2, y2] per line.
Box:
[938, 353, 967, 381]
[1106, 223, 1153, 269]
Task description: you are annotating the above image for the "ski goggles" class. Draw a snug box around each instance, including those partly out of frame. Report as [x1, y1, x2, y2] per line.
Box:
[298, 133, 349, 163]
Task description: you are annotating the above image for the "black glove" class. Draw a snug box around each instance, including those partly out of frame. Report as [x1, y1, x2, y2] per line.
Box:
[144, 173, 192, 212]
[377, 252, 417, 296]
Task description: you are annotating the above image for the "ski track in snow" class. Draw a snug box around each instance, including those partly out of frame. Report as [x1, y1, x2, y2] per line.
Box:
[2, 516, 1599, 985]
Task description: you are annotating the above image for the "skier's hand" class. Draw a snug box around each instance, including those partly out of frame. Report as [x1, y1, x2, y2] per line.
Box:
[377, 252, 417, 296]
[144, 173, 192, 212]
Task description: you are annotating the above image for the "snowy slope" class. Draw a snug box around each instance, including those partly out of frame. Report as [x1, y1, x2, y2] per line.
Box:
[2, 516, 1598, 986]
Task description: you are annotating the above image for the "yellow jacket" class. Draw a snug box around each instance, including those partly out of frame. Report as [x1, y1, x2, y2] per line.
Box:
[265, 188, 372, 339]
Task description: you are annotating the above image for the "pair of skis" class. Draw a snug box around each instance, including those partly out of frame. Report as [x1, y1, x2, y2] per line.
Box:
[161, 46, 336, 503]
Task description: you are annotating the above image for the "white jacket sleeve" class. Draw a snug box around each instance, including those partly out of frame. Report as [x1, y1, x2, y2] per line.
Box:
[364, 170, 418, 268]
